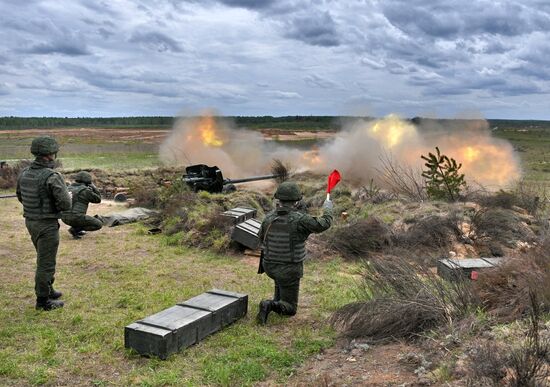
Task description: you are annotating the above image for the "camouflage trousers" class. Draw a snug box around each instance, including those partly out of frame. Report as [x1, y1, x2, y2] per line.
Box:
[25, 219, 60, 298]
[62, 214, 103, 232]
[264, 261, 303, 316]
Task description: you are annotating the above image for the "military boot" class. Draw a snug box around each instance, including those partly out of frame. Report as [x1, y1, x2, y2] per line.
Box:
[36, 297, 64, 311]
[256, 300, 273, 325]
[68, 228, 81, 240]
[49, 289, 63, 300]
[77, 230, 86, 236]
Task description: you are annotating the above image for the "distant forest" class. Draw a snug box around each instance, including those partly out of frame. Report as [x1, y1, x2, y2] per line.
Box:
[0, 115, 549, 131]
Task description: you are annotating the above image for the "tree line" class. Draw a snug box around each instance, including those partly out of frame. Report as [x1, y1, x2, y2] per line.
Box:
[0, 115, 548, 131]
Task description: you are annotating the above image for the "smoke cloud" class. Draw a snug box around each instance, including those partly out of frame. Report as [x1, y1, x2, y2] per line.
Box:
[312, 116, 521, 188]
[159, 113, 522, 189]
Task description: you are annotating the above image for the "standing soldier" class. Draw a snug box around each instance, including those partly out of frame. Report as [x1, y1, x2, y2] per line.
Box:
[257, 181, 333, 325]
[61, 171, 103, 239]
[16, 136, 71, 311]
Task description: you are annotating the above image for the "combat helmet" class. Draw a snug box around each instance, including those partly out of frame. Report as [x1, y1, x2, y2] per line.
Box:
[75, 171, 93, 184]
[30, 136, 59, 156]
[274, 181, 302, 201]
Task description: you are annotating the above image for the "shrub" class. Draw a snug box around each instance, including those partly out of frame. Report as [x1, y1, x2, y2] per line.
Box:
[157, 181, 273, 252]
[330, 257, 479, 341]
[465, 292, 550, 386]
[377, 152, 427, 201]
[421, 147, 465, 201]
[474, 237, 550, 322]
[470, 208, 534, 248]
[129, 181, 161, 208]
[466, 341, 510, 385]
[396, 212, 462, 250]
[327, 218, 392, 259]
[508, 293, 550, 386]
[354, 180, 396, 204]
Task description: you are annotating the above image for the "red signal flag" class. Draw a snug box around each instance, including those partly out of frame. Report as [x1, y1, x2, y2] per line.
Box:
[327, 170, 341, 193]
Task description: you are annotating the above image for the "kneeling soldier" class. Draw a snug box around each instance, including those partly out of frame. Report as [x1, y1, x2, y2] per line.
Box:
[257, 181, 333, 325]
[62, 171, 103, 239]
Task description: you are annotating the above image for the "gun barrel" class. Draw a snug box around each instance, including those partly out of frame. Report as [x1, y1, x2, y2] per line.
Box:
[182, 176, 213, 183]
[225, 174, 281, 185]
[0, 194, 17, 199]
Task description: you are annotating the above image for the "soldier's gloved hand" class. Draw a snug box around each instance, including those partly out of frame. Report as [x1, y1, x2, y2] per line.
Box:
[323, 199, 333, 211]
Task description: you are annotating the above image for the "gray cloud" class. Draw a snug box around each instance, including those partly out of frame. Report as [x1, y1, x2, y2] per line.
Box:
[0, 0, 549, 118]
[23, 42, 90, 56]
[0, 83, 9, 96]
[265, 90, 302, 99]
[129, 31, 184, 53]
[382, 1, 550, 39]
[284, 11, 340, 47]
[304, 74, 337, 89]
[217, 0, 277, 9]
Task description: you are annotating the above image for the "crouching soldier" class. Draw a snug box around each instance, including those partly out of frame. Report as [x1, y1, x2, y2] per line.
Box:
[16, 136, 71, 311]
[257, 181, 333, 325]
[62, 171, 103, 239]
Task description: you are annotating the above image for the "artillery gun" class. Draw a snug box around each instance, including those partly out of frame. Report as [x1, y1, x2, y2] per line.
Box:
[182, 164, 281, 193]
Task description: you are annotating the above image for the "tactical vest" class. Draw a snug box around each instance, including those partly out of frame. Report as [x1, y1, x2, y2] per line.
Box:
[18, 167, 57, 219]
[263, 210, 307, 263]
[68, 184, 89, 215]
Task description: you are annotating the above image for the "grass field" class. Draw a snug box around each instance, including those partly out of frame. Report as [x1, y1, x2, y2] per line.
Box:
[1, 124, 549, 385]
[495, 128, 550, 185]
[0, 198, 357, 386]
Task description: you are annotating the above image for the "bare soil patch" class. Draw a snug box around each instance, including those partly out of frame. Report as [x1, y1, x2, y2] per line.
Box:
[268, 340, 421, 386]
[260, 128, 336, 141]
[0, 128, 171, 143]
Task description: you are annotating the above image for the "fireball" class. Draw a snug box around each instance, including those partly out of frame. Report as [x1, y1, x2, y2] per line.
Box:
[368, 114, 417, 149]
[455, 142, 521, 187]
[197, 115, 224, 147]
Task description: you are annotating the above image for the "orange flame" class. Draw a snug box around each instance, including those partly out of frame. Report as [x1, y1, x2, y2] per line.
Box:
[368, 114, 417, 149]
[302, 149, 323, 167]
[454, 143, 521, 187]
[197, 115, 224, 147]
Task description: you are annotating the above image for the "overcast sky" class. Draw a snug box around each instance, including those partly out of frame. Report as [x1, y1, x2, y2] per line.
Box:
[1, 0, 549, 119]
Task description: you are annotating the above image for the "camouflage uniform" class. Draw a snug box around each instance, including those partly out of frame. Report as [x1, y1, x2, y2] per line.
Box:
[257, 182, 333, 324]
[61, 171, 102, 238]
[16, 136, 71, 310]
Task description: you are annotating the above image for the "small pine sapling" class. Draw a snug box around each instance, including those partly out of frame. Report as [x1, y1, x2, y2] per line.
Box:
[421, 147, 466, 201]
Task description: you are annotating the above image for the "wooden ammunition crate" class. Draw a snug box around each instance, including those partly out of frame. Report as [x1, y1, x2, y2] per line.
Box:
[125, 289, 248, 359]
[231, 218, 261, 249]
[221, 207, 257, 225]
[437, 258, 504, 281]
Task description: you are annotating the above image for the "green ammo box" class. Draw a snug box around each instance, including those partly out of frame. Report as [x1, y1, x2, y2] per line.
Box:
[124, 289, 248, 359]
[221, 207, 257, 224]
[231, 218, 261, 249]
[437, 258, 504, 281]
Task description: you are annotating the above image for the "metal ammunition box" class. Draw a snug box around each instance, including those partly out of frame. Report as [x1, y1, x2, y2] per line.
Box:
[125, 289, 248, 359]
[231, 218, 261, 249]
[437, 258, 504, 281]
[221, 207, 257, 225]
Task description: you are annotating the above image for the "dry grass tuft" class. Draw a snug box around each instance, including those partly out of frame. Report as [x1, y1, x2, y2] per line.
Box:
[376, 152, 427, 202]
[271, 159, 289, 183]
[330, 256, 479, 341]
[470, 208, 534, 247]
[327, 218, 393, 259]
[470, 180, 547, 215]
[465, 292, 550, 386]
[465, 341, 511, 385]
[474, 237, 550, 322]
[397, 213, 462, 250]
